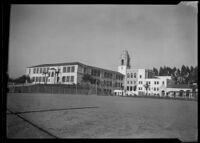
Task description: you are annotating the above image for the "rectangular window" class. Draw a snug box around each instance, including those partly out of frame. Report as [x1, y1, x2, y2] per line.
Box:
[62, 76, 65, 82]
[71, 66, 75, 72]
[134, 73, 136, 78]
[29, 68, 31, 74]
[33, 68, 36, 74]
[157, 81, 159, 84]
[51, 72, 54, 77]
[45, 77, 48, 82]
[154, 81, 156, 84]
[162, 81, 165, 85]
[67, 67, 70, 72]
[71, 76, 74, 82]
[39, 77, 41, 82]
[66, 76, 70, 82]
[40, 68, 42, 73]
[131, 73, 133, 78]
[127, 81, 129, 84]
[140, 75, 142, 78]
[157, 88, 159, 91]
[149, 81, 151, 84]
[63, 67, 66, 73]
[154, 87, 156, 91]
[36, 77, 38, 82]
[130, 86, 132, 91]
[36, 68, 39, 73]
[33, 77, 35, 82]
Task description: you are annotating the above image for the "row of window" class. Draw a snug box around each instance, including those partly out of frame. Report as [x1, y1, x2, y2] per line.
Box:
[63, 66, 75, 73]
[33, 76, 48, 82]
[127, 73, 137, 78]
[31, 66, 75, 74]
[32, 76, 75, 83]
[138, 81, 143, 84]
[91, 69, 100, 77]
[62, 76, 74, 82]
[127, 81, 137, 84]
[138, 87, 143, 90]
[146, 81, 165, 85]
[138, 87, 160, 91]
[127, 86, 137, 91]
[33, 67, 50, 74]
[104, 72, 113, 79]
[104, 80, 112, 87]
[116, 75, 123, 80]
[115, 82, 122, 88]
[138, 81, 165, 85]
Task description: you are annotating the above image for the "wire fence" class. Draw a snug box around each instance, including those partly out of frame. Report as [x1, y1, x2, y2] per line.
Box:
[7, 84, 113, 96]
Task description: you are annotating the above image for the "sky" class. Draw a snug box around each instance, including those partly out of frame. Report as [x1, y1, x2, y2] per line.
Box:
[8, 3, 198, 78]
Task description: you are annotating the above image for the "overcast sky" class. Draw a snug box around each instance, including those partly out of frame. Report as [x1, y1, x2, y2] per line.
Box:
[8, 4, 197, 78]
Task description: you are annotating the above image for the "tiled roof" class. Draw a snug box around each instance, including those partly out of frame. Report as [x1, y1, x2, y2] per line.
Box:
[27, 62, 124, 75]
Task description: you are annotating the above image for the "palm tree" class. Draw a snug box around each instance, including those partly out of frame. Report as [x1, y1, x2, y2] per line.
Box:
[55, 68, 61, 84]
[42, 70, 49, 84]
[143, 82, 150, 96]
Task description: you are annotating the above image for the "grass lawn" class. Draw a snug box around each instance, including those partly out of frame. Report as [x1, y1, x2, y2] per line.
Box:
[6, 93, 198, 141]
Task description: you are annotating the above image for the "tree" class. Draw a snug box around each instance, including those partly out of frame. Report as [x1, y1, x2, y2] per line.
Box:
[82, 74, 95, 84]
[163, 66, 168, 76]
[153, 67, 159, 76]
[190, 66, 194, 73]
[159, 67, 164, 76]
[143, 82, 150, 96]
[14, 75, 31, 84]
[181, 65, 187, 77]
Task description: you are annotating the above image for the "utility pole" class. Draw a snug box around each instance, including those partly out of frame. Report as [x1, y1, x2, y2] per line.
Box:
[96, 79, 97, 95]
[76, 83, 78, 95]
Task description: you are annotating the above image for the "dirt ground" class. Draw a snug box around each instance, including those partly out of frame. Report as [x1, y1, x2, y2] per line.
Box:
[6, 93, 198, 141]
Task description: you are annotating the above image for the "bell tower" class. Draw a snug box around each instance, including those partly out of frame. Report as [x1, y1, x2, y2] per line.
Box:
[118, 50, 131, 75]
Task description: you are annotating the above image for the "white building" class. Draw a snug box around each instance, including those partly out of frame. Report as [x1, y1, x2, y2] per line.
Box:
[26, 62, 124, 95]
[117, 50, 173, 97]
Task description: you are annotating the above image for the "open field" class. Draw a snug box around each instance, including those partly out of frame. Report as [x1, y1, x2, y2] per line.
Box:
[7, 93, 197, 141]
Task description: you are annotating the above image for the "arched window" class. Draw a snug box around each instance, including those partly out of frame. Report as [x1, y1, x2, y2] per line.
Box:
[51, 72, 54, 77]
[186, 90, 190, 97]
[179, 90, 184, 97]
[121, 59, 124, 65]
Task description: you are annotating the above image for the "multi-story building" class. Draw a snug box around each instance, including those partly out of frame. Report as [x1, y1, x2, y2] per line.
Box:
[116, 50, 172, 97]
[26, 62, 124, 94]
